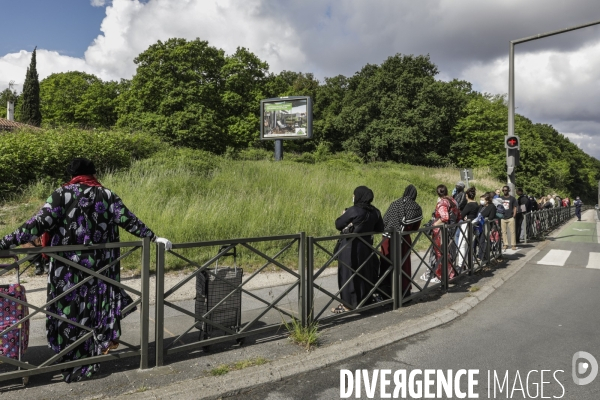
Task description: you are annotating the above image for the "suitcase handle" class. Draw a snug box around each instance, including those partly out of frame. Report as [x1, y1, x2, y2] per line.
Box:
[216, 245, 237, 271]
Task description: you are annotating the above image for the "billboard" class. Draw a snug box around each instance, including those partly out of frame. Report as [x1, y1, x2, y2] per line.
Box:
[260, 96, 312, 140]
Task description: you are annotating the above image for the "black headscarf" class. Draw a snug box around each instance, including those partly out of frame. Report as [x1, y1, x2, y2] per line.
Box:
[383, 184, 423, 231]
[353, 186, 375, 210]
[67, 157, 96, 177]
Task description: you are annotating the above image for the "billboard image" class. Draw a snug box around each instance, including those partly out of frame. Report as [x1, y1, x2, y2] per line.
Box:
[260, 96, 312, 140]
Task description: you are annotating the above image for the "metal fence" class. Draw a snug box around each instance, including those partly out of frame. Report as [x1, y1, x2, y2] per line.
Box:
[0, 239, 151, 383]
[524, 205, 592, 242]
[0, 205, 589, 383]
[154, 234, 305, 367]
[305, 218, 504, 324]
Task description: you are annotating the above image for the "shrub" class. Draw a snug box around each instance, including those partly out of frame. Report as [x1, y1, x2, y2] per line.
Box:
[129, 147, 219, 177]
[0, 127, 162, 198]
[236, 148, 272, 161]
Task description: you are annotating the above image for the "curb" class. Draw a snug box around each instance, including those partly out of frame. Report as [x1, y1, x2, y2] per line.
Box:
[118, 238, 546, 399]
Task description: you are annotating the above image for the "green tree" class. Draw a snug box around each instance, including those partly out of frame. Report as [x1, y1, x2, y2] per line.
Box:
[40, 71, 120, 128]
[20, 47, 42, 126]
[76, 79, 121, 128]
[337, 54, 471, 164]
[117, 38, 273, 152]
[312, 75, 349, 151]
[117, 38, 227, 151]
[221, 47, 269, 149]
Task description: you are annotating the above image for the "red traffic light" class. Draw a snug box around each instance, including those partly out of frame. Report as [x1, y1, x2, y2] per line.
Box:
[505, 135, 520, 150]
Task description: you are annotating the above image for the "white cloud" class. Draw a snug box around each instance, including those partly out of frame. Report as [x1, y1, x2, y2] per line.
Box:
[462, 39, 600, 159]
[84, 0, 308, 80]
[0, 49, 99, 93]
[90, 0, 107, 7]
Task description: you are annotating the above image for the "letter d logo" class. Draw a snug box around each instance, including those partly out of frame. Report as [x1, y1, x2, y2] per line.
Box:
[572, 351, 598, 385]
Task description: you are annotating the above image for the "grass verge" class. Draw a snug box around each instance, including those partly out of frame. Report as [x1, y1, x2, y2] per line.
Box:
[0, 152, 504, 273]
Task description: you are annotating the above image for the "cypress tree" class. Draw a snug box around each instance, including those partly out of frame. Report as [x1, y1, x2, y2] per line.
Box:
[20, 47, 42, 126]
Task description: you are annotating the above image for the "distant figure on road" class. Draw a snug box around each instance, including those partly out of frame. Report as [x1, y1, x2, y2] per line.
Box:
[380, 184, 423, 299]
[0, 157, 172, 383]
[574, 196, 583, 221]
[333, 186, 384, 313]
[500, 186, 518, 250]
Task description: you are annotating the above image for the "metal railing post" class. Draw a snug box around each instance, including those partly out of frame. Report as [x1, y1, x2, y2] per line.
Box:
[140, 236, 151, 370]
[467, 221, 474, 275]
[524, 212, 529, 244]
[392, 230, 400, 310]
[298, 232, 306, 327]
[442, 225, 448, 292]
[155, 242, 165, 367]
[306, 236, 315, 325]
[485, 219, 491, 264]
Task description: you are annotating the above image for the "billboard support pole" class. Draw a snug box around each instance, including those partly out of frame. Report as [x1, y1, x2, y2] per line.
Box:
[274, 140, 283, 161]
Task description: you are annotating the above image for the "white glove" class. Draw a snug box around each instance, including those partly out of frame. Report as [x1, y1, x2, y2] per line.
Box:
[154, 237, 172, 251]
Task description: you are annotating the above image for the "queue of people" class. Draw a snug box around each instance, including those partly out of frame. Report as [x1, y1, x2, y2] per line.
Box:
[331, 182, 583, 315]
[331, 182, 507, 315]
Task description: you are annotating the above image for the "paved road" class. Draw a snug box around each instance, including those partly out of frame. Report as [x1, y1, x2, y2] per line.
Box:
[233, 211, 600, 399]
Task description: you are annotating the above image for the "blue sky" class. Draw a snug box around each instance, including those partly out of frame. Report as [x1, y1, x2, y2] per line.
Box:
[0, 1, 105, 57]
[1, 0, 599, 160]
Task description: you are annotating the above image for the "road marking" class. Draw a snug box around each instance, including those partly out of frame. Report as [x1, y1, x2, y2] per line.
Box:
[586, 253, 600, 270]
[573, 228, 590, 231]
[537, 249, 572, 266]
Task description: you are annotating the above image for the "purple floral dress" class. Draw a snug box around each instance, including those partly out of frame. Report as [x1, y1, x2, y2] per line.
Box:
[0, 183, 155, 382]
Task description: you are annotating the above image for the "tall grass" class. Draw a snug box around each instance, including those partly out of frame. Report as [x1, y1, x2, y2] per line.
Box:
[0, 151, 504, 272]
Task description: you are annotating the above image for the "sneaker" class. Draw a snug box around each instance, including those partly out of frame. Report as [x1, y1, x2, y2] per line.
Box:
[420, 272, 430, 281]
[511, 246, 517, 251]
[430, 276, 441, 284]
[502, 245, 508, 251]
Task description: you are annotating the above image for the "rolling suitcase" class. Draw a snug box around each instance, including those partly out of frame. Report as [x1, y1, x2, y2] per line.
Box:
[195, 246, 244, 349]
[0, 256, 30, 385]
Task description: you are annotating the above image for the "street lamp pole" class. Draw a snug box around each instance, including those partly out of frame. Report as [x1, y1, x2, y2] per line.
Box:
[507, 19, 600, 195]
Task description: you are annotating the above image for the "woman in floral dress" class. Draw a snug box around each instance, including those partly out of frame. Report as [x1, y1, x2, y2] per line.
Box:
[0, 158, 171, 382]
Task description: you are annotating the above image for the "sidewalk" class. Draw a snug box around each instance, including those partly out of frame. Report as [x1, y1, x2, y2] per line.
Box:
[1, 212, 586, 400]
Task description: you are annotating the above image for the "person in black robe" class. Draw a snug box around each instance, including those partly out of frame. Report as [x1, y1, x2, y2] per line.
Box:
[332, 186, 384, 313]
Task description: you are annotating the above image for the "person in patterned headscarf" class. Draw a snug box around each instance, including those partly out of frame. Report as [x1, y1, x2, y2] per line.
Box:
[0, 158, 172, 383]
[379, 184, 423, 299]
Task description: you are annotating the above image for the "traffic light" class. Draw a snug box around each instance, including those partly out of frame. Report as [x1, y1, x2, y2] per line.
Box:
[505, 135, 520, 150]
